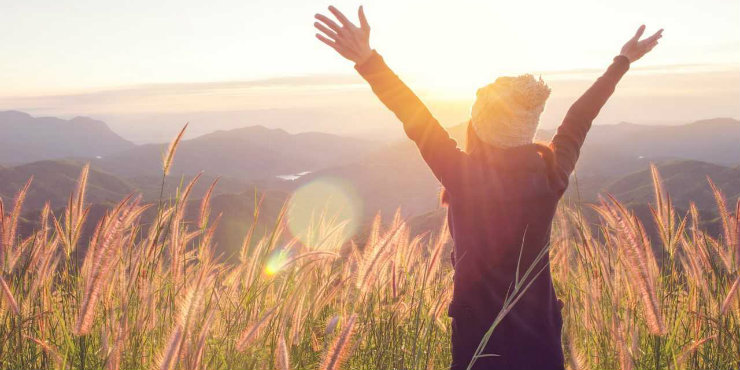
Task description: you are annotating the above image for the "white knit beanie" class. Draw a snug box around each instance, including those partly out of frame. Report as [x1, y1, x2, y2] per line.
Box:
[471, 74, 551, 148]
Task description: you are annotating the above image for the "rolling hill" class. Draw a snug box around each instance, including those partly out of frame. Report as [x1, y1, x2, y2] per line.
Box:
[0, 160, 134, 210]
[286, 140, 442, 221]
[539, 117, 740, 176]
[0, 159, 256, 213]
[612, 118, 740, 166]
[92, 125, 380, 180]
[600, 160, 740, 209]
[0, 111, 134, 164]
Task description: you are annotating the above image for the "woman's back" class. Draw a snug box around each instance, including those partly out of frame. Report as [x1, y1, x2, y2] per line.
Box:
[444, 143, 566, 369]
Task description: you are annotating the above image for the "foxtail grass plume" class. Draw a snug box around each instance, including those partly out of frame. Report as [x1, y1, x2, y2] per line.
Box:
[0, 275, 19, 315]
[162, 123, 188, 176]
[236, 306, 278, 351]
[721, 275, 740, 314]
[320, 314, 357, 370]
[275, 334, 290, 370]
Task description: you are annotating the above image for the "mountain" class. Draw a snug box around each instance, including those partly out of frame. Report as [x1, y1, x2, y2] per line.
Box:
[125, 174, 251, 201]
[0, 160, 134, 210]
[288, 140, 443, 222]
[0, 111, 134, 164]
[600, 160, 740, 210]
[559, 118, 740, 177]
[93, 125, 380, 180]
[616, 118, 740, 165]
[0, 159, 257, 212]
[182, 189, 289, 259]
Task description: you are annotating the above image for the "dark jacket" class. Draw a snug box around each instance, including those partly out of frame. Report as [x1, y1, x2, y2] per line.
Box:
[356, 51, 630, 370]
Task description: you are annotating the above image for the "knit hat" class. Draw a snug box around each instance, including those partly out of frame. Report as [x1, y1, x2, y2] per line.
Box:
[471, 74, 551, 148]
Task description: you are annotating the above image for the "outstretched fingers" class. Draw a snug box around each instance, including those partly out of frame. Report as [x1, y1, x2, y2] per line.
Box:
[313, 6, 372, 63]
[644, 28, 664, 43]
[316, 34, 338, 50]
[646, 39, 660, 52]
[315, 32, 359, 60]
[315, 14, 341, 33]
[329, 5, 355, 28]
[621, 24, 663, 62]
[314, 22, 338, 40]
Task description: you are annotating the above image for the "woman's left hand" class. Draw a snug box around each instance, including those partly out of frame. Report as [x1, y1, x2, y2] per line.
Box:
[620, 25, 663, 63]
[314, 5, 373, 65]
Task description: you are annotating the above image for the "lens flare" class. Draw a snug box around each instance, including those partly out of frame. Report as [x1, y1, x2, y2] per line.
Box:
[265, 249, 290, 276]
[287, 177, 362, 248]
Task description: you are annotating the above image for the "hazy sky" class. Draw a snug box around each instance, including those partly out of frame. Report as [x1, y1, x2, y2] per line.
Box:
[0, 0, 738, 142]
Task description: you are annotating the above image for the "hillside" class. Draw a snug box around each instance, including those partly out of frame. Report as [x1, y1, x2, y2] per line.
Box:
[125, 174, 251, 200]
[617, 118, 740, 165]
[556, 118, 740, 176]
[0, 111, 134, 164]
[287, 140, 443, 221]
[93, 125, 380, 180]
[0, 159, 258, 212]
[0, 160, 134, 210]
[182, 189, 289, 259]
[602, 160, 740, 209]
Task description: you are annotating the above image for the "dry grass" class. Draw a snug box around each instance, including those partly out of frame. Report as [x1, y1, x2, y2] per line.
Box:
[0, 147, 739, 369]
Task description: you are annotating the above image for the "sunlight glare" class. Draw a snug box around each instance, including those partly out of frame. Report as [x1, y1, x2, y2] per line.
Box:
[287, 177, 363, 248]
[264, 248, 291, 276]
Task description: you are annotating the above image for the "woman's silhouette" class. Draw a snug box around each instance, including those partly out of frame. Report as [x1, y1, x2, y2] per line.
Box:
[314, 6, 662, 370]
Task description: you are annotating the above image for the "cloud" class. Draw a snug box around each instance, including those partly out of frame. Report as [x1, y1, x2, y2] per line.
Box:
[1, 64, 737, 143]
[0, 74, 372, 116]
[2, 63, 736, 114]
[538, 63, 740, 80]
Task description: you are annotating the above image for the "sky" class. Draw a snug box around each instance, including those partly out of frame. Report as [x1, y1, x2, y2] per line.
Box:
[0, 0, 738, 142]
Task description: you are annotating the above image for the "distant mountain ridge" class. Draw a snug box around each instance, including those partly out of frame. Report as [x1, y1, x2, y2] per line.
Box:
[596, 118, 740, 166]
[1, 111, 737, 225]
[0, 111, 135, 164]
[601, 160, 740, 209]
[537, 117, 740, 176]
[92, 125, 380, 180]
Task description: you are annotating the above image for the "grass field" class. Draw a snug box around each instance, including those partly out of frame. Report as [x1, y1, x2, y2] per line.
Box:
[0, 137, 738, 369]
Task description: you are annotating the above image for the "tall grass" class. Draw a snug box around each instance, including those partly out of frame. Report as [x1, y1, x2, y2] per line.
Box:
[0, 156, 738, 369]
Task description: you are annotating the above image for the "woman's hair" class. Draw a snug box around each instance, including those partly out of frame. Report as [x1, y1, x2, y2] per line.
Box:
[464, 118, 484, 155]
[439, 122, 554, 206]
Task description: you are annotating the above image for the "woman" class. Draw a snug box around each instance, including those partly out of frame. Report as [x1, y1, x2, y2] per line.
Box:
[314, 6, 662, 370]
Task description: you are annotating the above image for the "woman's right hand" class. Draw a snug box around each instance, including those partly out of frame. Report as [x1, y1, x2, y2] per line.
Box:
[314, 5, 373, 65]
[620, 25, 663, 63]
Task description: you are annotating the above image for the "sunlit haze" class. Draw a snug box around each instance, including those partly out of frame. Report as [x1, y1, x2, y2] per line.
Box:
[1, 0, 738, 142]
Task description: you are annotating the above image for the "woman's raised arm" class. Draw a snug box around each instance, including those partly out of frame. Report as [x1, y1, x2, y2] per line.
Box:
[550, 25, 663, 180]
[314, 6, 466, 189]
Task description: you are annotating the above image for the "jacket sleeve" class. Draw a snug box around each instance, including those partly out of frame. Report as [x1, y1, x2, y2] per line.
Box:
[355, 51, 466, 189]
[550, 55, 630, 179]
